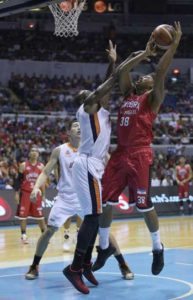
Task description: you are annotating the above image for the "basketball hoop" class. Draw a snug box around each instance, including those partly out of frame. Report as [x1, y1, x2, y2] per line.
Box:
[49, 0, 85, 38]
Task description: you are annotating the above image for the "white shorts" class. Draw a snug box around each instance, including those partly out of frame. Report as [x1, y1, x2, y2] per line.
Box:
[48, 193, 83, 228]
[72, 155, 104, 216]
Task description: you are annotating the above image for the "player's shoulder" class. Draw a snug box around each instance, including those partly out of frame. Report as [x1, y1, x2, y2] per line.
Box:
[51, 145, 61, 158]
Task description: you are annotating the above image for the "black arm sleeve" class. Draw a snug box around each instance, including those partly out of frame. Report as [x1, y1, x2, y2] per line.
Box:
[13, 172, 24, 191]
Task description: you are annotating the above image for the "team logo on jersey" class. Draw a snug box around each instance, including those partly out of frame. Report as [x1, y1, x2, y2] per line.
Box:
[65, 150, 71, 156]
[0, 197, 13, 221]
[121, 100, 140, 110]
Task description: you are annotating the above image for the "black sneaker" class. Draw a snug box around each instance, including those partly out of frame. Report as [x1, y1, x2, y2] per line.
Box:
[92, 244, 116, 271]
[152, 243, 164, 275]
[119, 263, 134, 280]
[25, 265, 39, 280]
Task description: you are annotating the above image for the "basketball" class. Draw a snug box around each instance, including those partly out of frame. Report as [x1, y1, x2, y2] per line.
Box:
[59, 0, 75, 12]
[153, 24, 175, 50]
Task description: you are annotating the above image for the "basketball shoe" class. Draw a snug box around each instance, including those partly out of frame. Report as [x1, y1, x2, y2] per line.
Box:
[119, 263, 134, 280]
[83, 263, 98, 285]
[25, 265, 39, 280]
[21, 234, 29, 244]
[92, 244, 116, 271]
[63, 234, 72, 251]
[152, 243, 164, 275]
[63, 265, 89, 294]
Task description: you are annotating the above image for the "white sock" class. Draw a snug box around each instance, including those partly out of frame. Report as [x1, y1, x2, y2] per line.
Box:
[151, 230, 162, 250]
[99, 227, 110, 249]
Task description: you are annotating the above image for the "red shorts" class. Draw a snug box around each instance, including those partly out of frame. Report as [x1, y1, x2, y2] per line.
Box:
[16, 190, 44, 219]
[102, 146, 154, 212]
[178, 183, 189, 200]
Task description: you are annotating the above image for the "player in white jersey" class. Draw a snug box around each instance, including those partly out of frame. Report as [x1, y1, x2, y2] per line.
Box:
[63, 41, 122, 294]
[25, 121, 82, 280]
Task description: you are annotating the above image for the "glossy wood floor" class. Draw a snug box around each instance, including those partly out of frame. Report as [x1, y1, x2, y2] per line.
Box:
[1, 216, 193, 268]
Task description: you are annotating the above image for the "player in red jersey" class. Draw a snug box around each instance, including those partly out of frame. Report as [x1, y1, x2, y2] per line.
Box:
[93, 22, 182, 275]
[14, 146, 46, 244]
[175, 156, 192, 215]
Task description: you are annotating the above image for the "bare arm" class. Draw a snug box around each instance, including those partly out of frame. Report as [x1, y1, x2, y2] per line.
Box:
[14, 162, 25, 204]
[183, 165, 193, 184]
[101, 40, 117, 109]
[149, 22, 182, 113]
[118, 40, 156, 96]
[118, 51, 150, 96]
[30, 147, 60, 202]
[175, 166, 181, 185]
[84, 41, 117, 113]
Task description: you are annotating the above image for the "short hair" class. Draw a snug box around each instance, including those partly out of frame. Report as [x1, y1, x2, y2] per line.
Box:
[30, 145, 39, 152]
[74, 90, 91, 106]
[67, 119, 78, 131]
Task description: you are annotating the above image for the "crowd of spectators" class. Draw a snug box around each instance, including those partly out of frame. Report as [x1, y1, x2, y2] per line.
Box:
[0, 29, 193, 62]
[0, 72, 192, 116]
[0, 114, 193, 189]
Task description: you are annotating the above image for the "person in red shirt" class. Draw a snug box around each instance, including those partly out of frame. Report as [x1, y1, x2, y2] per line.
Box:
[14, 146, 46, 244]
[176, 156, 192, 214]
[93, 22, 182, 276]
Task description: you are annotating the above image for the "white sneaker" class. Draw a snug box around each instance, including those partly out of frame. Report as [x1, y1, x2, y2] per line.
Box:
[21, 234, 29, 244]
[63, 237, 72, 251]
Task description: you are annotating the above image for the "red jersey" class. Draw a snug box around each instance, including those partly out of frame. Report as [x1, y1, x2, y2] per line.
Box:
[21, 161, 43, 192]
[176, 164, 191, 182]
[117, 92, 157, 147]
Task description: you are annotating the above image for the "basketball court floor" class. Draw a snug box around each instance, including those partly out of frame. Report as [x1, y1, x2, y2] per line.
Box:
[1, 216, 193, 300]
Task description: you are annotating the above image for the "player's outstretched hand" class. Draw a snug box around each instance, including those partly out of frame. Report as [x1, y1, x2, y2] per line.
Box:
[145, 35, 157, 57]
[30, 188, 42, 203]
[173, 21, 182, 46]
[106, 40, 117, 63]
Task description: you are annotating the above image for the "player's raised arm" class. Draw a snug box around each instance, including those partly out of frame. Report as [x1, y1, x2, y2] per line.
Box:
[105, 40, 117, 80]
[30, 147, 60, 202]
[117, 39, 156, 96]
[149, 22, 182, 113]
[101, 40, 117, 109]
[84, 40, 117, 113]
[83, 75, 115, 113]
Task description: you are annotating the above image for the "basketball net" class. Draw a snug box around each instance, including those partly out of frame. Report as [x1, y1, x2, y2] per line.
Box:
[49, 0, 85, 38]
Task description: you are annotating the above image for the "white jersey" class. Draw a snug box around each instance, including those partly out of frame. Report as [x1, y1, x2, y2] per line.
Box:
[76, 104, 111, 161]
[56, 143, 78, 198]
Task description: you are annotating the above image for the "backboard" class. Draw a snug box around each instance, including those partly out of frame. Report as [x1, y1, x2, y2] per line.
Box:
[0, 0, 61, 17]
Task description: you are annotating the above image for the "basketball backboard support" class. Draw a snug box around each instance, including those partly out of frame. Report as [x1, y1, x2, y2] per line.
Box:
[0, 0, 61, 17]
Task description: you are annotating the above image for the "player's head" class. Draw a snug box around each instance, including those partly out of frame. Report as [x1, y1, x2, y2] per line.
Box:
[75, 90, 91, 105]
[179, 155, 186, 165]
[135, 74, 154, 94]
[29, 145, 39, 160]
[67, 120, 80, 140]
